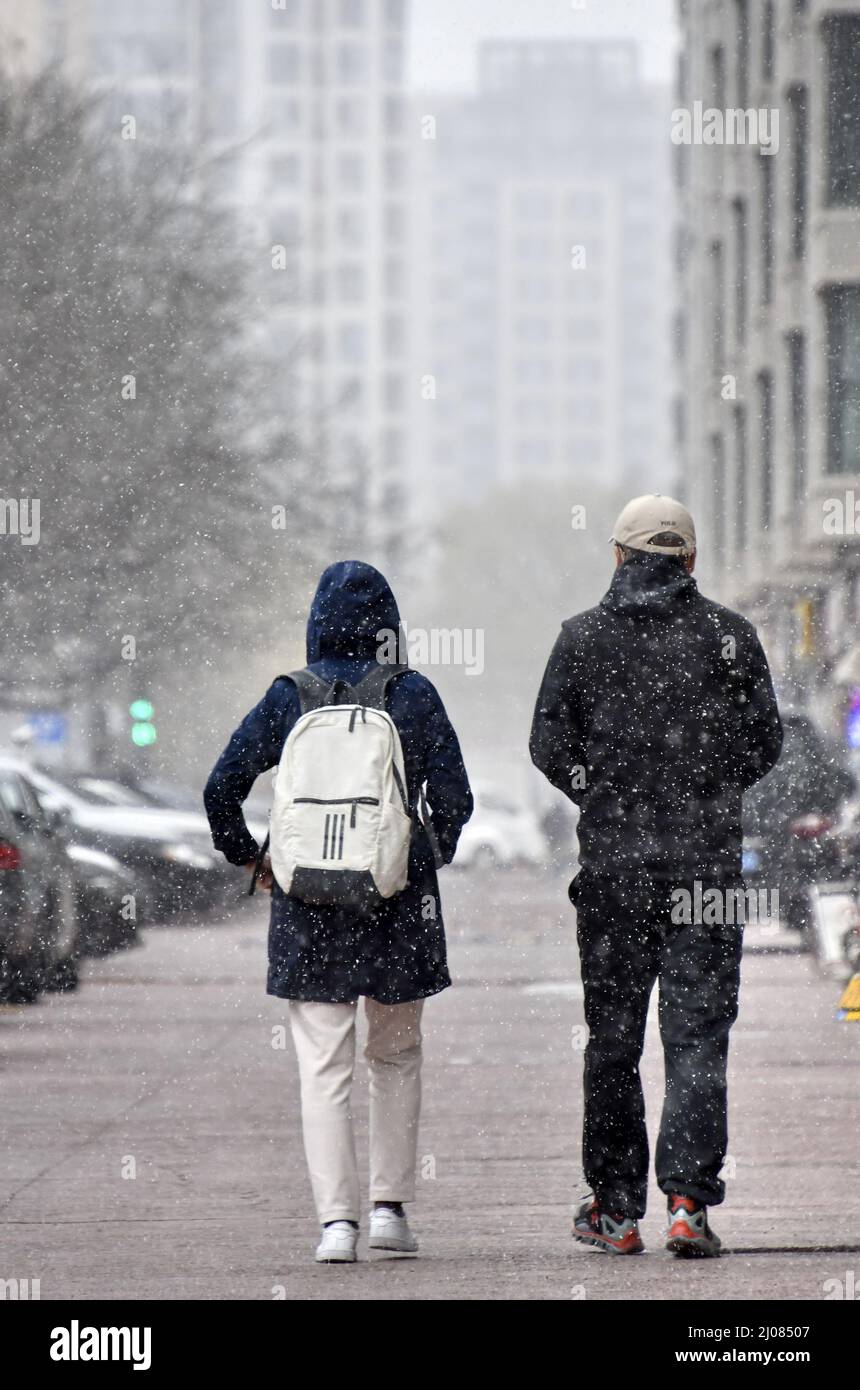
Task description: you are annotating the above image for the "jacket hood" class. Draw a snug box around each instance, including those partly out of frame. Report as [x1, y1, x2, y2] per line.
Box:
[600, 553, 698, 617]
[306, 560, 402, 662]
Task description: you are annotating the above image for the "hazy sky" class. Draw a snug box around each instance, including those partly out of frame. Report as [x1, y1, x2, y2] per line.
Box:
[408, 0, 679, 90]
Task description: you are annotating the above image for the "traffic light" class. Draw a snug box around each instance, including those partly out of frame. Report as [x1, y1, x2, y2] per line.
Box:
[129, 698, 157, 747]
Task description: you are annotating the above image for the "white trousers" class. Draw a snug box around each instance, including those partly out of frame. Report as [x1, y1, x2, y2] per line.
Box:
[288, 997, 424, 1224]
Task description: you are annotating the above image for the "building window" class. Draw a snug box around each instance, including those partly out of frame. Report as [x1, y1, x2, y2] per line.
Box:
[825, 16, 860, 205]
[512, 359, 544, 385]
[383, 39, 404, 83]
[762, 0, 776, 81]
[266, 95, 302, 131]
[566, 395, 603, 424]
[384, 315, 405, 356]
[788, 85, 808, 260]
[384, 202, 406, 243]
[568, 357, 602, 386]
[672, 309, 686, 364]
[339, 324, 366, 364]
[787, 331, 807, 500]
[336, 43, 367, 83]
[710, 240, 724, 372]
[338, 0, 364, 26]
[269, 154, 301, 189]
[383, 375, 403, 412]
[384, 150, 406, 190]
[674, 54, 688, 190]
[732, 198, 747, 345]
[734, 404, 747, 554]
[710, 44, 726, 110]
[826, 287, 860, 473]
[516, 188, 553, 220]
[268, 206, 301, 244]
[758, 371, 774, 526]
[711, 434, 726, 568]
[336, 378, 363, 411]
[335, 97, 366, 136]
[516, 439, 552, 470]
[384, 258, 405, 298]
[337, 152, 364, 191]
[384, 96, 405, 135]
[673, 397, 686, 452]
[759, 155, 774, 305]
[336, 205, 365, 245]
[734, 0, 749, 109]
[335, 264, 364, 301]
[268, 43, 301, 84]
[517, 317, 551, 345]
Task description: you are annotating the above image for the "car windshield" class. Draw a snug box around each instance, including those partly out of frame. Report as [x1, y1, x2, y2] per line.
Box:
[67, 777, 152, 808]
[138, 780, 201, 812]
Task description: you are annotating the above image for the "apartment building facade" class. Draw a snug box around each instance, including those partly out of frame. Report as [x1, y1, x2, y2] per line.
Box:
[676, 0, 860, 732]
[409, 39, 673, 526]
[0, 0, 412, 565]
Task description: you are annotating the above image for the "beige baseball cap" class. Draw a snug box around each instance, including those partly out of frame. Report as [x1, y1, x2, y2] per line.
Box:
[610, 494, 697, 556]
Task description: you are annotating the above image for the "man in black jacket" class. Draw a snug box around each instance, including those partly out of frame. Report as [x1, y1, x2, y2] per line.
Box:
[530, 495, 782, 1257]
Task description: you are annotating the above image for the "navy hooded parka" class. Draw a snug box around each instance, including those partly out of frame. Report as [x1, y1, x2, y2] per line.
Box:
[204, 561, 473, 1004]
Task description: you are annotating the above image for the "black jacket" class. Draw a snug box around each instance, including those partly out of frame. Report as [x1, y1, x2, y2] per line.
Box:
[204, 561, 473, 1004]
[529, 555, 783, 879]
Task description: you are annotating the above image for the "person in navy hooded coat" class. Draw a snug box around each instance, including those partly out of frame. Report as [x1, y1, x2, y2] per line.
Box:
[204, 560, 472, 1261]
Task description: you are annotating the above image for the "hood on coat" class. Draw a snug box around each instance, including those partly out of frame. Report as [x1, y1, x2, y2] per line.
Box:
[306, 560, 403, 662]
[600, 552, 698, 618]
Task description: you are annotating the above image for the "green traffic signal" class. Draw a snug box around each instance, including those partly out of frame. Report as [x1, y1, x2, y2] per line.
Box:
[129, 699, 154, 721]
[131, 721, 157, 747]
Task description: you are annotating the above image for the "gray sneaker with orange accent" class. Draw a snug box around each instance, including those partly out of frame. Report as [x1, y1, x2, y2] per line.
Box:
[572, 1196, 645, 1254]
[665, 1194, 722, 1258]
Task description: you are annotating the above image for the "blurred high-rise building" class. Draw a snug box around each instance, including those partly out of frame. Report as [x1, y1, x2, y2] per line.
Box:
[0, 0, 411, 565]
[409, 39, 674, 526]
[677, 0, 860, 726]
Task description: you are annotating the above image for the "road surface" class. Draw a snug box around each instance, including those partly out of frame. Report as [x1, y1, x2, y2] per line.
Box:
[2, 869, 858, 1300]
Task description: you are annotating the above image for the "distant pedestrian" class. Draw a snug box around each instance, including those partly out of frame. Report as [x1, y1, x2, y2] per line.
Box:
[530, 496, 782, 1256]
[540, 797, 575, 873]
[205, 561, 472, 1263]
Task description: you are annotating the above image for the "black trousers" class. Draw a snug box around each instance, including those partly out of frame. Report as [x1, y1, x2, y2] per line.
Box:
[572, 871, 743, 1219]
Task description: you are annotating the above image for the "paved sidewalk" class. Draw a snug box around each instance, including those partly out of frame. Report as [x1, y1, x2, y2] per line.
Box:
[1, 870, 858, 1300]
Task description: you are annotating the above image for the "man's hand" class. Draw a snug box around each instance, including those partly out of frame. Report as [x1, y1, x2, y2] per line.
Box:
[244, 855, 273, 892]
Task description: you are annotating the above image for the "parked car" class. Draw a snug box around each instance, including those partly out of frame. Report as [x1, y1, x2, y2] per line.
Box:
[0, 756, 82, 1003]
[20, 764, 226, 918]
[454, 783, 547, 870]
[743, 711, 855, 931]
[70, 772, 269, 844]
[65, 841, 139, 956]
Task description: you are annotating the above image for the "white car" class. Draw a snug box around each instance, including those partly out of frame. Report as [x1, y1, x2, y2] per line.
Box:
[454, 784, 547, 869]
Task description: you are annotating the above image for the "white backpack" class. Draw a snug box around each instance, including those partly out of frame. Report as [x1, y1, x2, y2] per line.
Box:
[261, 665, 413, 914]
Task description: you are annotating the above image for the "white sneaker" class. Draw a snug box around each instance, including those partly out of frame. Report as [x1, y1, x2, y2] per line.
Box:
[368, 1205, 419, 1253]
[315, 1221, 358, 1263]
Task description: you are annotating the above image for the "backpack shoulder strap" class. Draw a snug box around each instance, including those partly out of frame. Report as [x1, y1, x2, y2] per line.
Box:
[278, 669, 339, 716]
[353, 663, 408, 711]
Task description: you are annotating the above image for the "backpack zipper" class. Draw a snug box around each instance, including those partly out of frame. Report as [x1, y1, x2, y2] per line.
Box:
[293, 795, 379, 829]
